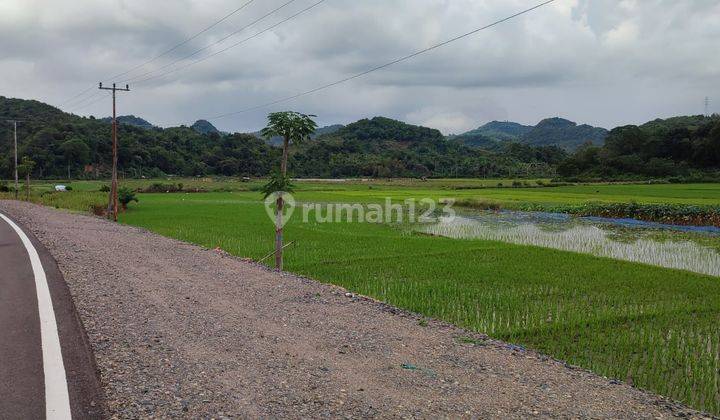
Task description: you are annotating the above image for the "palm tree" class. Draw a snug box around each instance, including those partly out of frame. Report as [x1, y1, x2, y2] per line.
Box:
[261, 111, 317, 269]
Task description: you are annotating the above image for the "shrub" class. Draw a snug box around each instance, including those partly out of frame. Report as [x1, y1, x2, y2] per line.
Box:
[118, 187, 139, 210]
[90, 204, 106, 216]
[141, 183, 183, 193]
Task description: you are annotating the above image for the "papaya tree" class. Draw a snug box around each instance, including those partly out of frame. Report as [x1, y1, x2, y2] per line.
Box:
[261, 111, 317, 270]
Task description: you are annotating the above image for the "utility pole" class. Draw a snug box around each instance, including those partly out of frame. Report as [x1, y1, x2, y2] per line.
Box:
[98, 82, 130, 222]
[13, 121, 18, 199]
[3, 119, 21, 199]
[705, 97, 710, 117]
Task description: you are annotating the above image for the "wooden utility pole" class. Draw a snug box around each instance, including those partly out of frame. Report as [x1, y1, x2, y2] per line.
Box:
[98, 82, 130, 222]
[13, 121, 18, 199]
[3, 119, 21, 199]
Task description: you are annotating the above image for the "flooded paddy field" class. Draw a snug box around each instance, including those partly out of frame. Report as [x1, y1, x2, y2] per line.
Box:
[417, 210, 720, 276]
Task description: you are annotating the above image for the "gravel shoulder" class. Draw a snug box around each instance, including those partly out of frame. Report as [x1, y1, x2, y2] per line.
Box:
[0, 200, 707, 418]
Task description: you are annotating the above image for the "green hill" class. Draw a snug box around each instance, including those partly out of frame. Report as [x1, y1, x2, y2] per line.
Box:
[454, 118, 607, 151]
[191, 119, 220, 135]
[0, 96, 276, 179]
[0, 95, 649, 181]
[521, 117, 607, 150]
[461, 121, 533, 142]
[100, 115, 155, 129]
[289, 117, 565, 178]
[558, 114, 720, 179]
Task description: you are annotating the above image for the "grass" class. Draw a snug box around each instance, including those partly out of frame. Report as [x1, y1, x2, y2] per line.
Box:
[2, 179, 720, 414]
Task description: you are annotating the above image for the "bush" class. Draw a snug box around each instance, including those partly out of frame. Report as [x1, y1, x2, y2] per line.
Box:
[0, 183, 9, 192]
[141, 183, 183, 193]
[118, 187, 139, 210]
[99, 185, 110, 192]
[90, 204, 106, 216]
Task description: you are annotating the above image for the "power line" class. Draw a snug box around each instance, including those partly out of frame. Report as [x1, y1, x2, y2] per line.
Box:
[71, 91, 110, 114]
[205, 0, 556, 121]
[58, 86, 96, 107]
[58, 0, 259, 107]
[133, 0, 327, 86]
[107, 0, 257, 82]
[123, 0, 300, 85]
[68, 90, 105, 112]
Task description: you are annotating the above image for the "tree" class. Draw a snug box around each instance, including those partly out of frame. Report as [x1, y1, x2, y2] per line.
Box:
[17, 156, 36, 201]
[117, 187, 138, 210]
[59, 138, 90, 179]
[261, 111, 317, 270]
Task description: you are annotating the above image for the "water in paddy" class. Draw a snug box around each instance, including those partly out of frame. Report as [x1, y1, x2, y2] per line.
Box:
[416, 210, 720, 276]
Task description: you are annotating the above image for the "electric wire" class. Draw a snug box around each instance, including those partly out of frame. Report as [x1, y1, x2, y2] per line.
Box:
[204, 0, 556, 121]
[133, 0, 326, 86]
[122, 0, 300, 84]
[57, 0, 260, 107]
[107, 0, 257, 82]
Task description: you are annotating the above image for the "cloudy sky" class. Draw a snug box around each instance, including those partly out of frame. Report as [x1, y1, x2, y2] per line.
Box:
[1, 0, 719, 134]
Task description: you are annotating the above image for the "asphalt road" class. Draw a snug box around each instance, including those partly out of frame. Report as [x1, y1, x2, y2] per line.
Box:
[0, 212, 102, 419]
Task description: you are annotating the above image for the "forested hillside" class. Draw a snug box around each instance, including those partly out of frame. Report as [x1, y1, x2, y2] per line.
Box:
[0, 97, 565, 179]
[0, 96, 277, 178]
[453, 118, 607, 151]
[2, 96, 717, 181]
[288, 117, 566, 178]
[557, 115, 720, 180]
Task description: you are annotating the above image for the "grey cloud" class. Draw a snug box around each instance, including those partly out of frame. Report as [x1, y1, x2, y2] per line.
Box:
[0, 0, 718, 134]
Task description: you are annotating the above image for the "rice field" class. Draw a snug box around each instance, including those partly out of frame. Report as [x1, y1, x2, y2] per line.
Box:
[3, 179, 720, 414]
[419, 215, 720, 276]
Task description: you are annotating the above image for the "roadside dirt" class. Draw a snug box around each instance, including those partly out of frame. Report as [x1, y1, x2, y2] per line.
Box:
[0, 200, 707, 418]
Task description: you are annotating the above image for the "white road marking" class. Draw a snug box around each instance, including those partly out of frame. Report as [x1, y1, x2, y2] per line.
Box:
[0, 212, 72, 420]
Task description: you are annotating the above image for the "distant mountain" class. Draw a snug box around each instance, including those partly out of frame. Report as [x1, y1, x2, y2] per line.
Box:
[454, 118, 607, 151]
[258, 124, 345, 146]
[521, 117, 607, 150]
[462, 121, 533, 142]
[332, 117, 443, 144]
[100, 115, 154, 129]
[314, 124, 345, 138]
[191, 119, 220, 135]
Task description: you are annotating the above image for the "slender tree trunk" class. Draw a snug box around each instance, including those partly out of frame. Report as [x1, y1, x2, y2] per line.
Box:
[275, 196, 284, 270]
[280, 136, 289, 176]
[275, 136, 290, 270]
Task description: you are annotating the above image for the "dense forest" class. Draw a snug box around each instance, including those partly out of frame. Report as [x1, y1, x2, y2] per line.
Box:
[1, 96, 718, 181]
[0, 97, 565, 179]
[557, 115, 720, 180]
